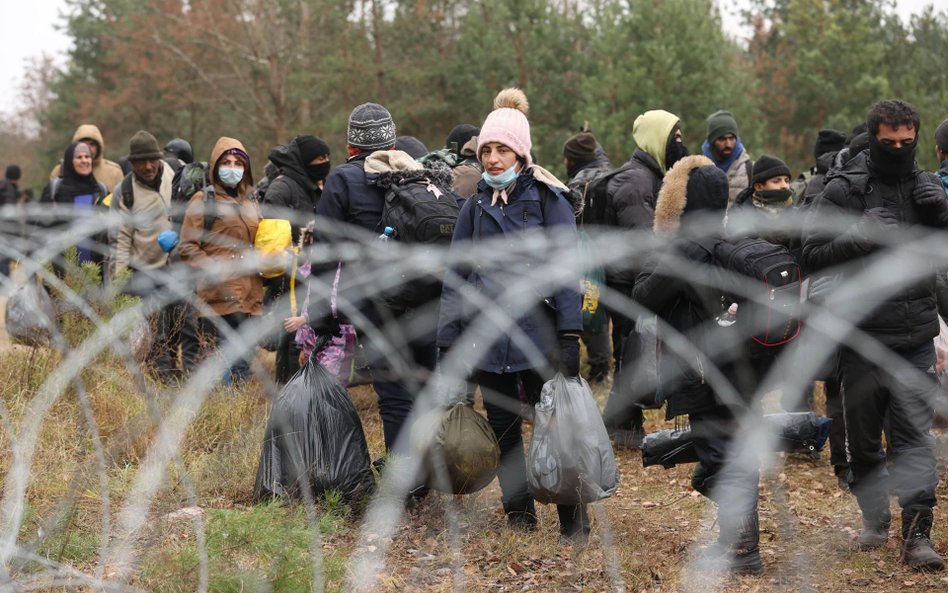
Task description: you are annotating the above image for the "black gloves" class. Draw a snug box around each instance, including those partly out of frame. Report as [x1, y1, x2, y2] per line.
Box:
[912, 173, 948, 225]
[558, 333, 581, 378]
[853, 206, 899, 251]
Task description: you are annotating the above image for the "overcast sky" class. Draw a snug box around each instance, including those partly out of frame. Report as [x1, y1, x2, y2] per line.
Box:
[0, 0, 941, 118]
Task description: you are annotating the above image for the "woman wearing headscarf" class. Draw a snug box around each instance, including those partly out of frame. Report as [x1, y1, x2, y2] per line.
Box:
[39, 141, 110, 279]
[437, 89, 588, 540]
[178, 137, 263, 384]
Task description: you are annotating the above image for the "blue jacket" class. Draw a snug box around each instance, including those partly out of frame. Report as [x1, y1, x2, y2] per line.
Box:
[316, 152, 382, 236]
[437, 170, 582, 373]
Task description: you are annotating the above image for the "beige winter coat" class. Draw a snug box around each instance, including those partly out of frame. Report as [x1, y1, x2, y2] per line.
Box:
[111, 161, 175, 275]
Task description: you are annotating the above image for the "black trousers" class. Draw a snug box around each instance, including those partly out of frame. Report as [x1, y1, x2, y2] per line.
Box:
[602, 305, 644, 431]
[474, 368, 589, 535]
[690, 406, 760, 519]
[838, 341, 939, 519]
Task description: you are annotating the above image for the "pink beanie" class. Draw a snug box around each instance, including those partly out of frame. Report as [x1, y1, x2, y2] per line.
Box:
[477, 88, 532, 167]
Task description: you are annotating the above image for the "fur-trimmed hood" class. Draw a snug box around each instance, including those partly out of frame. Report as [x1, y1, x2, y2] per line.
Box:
[653, 154, 728, 236]
[365, 149, 455, 189]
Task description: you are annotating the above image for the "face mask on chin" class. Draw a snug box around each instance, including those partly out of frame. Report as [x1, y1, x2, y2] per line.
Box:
[868, 133, 916, 180]
[482, 165, 519, 189]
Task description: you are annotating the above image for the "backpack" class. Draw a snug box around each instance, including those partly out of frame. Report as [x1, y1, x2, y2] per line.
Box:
[169, 161, 210, 226]
[372, 170, 461, 309]
[581, 162, 636, 225]
[715, 237, 802, 350]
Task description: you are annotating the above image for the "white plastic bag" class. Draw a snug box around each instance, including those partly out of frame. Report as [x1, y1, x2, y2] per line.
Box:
[5, 281, 57, 347]
[527, 374, 619, 505]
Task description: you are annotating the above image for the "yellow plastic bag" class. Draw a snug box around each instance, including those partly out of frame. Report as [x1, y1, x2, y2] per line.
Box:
[255, 218, 292, 278]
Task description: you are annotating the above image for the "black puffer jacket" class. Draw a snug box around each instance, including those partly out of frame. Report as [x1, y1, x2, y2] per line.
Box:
[601, 148, 664, 290]
[632, 155, 729, 419]
[801, 150, 838, 208]
[802, 151, 945, 350]
[261, 140, 321, 238]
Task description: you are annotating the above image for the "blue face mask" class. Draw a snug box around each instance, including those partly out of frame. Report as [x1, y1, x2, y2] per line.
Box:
[482, 165, 519, 189]
[218, 166, 244, 187]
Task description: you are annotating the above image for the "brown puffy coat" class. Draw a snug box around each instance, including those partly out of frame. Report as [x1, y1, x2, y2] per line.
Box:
[178, 137, 263, 317]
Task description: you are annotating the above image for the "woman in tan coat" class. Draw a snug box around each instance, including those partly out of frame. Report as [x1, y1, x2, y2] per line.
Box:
[179, 137, 263, 384]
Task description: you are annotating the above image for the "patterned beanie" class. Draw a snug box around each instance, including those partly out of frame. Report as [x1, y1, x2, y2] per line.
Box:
[347, 103, 396, 151]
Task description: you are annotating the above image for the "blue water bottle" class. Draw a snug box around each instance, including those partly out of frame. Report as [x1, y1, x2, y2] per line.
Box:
[378, 226, 394, 242]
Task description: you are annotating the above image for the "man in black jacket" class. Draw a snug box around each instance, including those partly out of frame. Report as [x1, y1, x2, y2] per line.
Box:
[600, 109, 688, 448]
[803, 99, 946, 571]
[0, 165, 22, 279]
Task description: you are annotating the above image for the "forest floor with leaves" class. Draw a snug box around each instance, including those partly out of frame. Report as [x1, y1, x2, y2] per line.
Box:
[2, 345, 948, 593]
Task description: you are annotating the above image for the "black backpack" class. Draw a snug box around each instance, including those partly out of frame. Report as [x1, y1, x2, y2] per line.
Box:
[715, 237, 802, 350]
[582, 162, 636, 225]
[372, 172, 461, 309]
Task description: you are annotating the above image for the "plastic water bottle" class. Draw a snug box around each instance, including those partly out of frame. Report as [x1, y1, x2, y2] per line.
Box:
[378, 226, 394, 242]
[717, 302, 739, 327]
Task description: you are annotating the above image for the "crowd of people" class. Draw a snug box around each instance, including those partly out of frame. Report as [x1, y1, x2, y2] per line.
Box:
[2, 92, 947, 576]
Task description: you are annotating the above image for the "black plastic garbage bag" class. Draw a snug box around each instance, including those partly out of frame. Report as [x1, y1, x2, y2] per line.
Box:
[765, 411, 833, 455]
[253, 358, 375, 502]
[5, 281, 57, 347]
[411, 403, 499, 494]
[641, 428, 698, 469]
[528, 374, 619, 505]
[642, 412, 833, 469]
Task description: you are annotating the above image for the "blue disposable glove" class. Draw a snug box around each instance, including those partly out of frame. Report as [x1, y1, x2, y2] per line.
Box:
[157, 230, 179, 253]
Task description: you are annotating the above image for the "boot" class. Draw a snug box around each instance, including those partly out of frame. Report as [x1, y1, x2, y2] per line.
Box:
[901, 508, 945, 571]
[711, 512, 763, 576]
[857, 510, 891, 549]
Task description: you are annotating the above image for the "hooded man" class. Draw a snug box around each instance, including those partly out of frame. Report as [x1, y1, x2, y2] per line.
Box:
[702, 110, 753, 205]
[259, 134, 331, 382]
[600, 109, 688, 449]
[803, 99, 947, 571]
[50, 124, 125, 192]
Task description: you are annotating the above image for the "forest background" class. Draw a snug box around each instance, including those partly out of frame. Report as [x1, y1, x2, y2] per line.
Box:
[0, 0, 946, 191]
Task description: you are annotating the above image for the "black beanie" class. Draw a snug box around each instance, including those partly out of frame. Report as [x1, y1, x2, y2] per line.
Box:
[814, 129, 846, 159]
[563, 132, 598, 162]
[935, 119, 948, 153]
[752, 154, 791, 184]
[445, 124, 479, 155]
[395, 135, 429, 159]
[5, 165, 21, 181]
[295, 135, 330, 163]
[685, 165, 729, 214]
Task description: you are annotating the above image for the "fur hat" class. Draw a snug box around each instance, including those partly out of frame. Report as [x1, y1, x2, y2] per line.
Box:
[477, 88, 532, 166]
[654, 155, 728, 235]
[347, 103, 397, 151]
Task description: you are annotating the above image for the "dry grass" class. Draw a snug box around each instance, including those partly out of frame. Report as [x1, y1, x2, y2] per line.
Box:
[1, 346, 947, 592]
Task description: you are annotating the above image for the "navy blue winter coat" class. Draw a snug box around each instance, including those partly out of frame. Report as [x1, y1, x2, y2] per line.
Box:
[316, 152, 382, 236]
[437, 170, 582, 374]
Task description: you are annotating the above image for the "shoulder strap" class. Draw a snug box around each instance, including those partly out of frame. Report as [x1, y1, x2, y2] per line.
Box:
[200, 186, 218, 246]
[49, 177, 61, 202]
[745, 159, 753, 184]
[121, 173, 134, 210]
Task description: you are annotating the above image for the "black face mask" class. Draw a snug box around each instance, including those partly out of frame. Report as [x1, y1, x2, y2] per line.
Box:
[868, 133, 916, 181]
[665, 141, 689, 171]
[755, 188, 793, 205]
[306, 161, 331, 182]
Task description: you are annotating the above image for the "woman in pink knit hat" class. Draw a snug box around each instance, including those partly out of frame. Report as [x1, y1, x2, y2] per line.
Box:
[436, 89, 590, 541]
